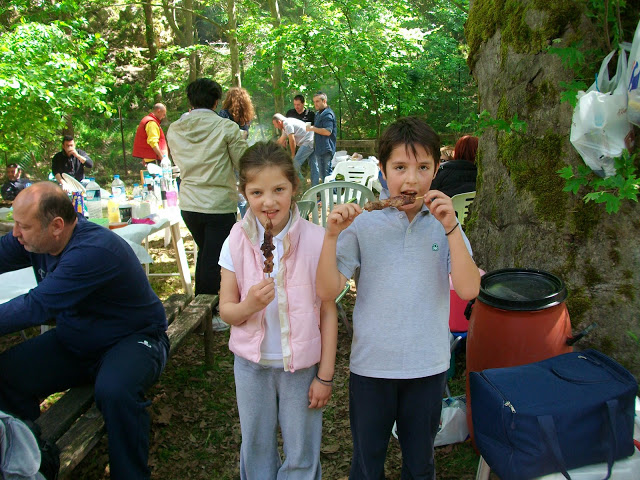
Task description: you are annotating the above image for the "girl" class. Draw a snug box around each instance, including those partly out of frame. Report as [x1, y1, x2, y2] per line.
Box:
[218, 87, 255, 139]
[218, 141, 338, 480]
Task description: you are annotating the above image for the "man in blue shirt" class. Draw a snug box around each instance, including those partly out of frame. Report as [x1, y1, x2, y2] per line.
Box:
[0, 182, 169, 480]
[306, 92, 337, 186]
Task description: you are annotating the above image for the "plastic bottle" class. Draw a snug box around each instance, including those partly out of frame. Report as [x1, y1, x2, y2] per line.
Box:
[85, 177, 103, 219]
[111, 175, 125, 202]
[161, 157, 172, 186]
[152, 175, 162, 209]
[132, 183, 143, 202]
[107, 195, 121, 223]
[144, 182, 159, 214]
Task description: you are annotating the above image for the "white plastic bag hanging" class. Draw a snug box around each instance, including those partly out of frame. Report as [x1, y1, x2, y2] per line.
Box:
[570, 49, 633, 178]
[627, 19, 640, 126]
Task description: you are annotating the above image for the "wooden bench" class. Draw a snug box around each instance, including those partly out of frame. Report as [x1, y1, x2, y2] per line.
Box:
[35, 293, 219, 478]
[336, 139, 378, 156]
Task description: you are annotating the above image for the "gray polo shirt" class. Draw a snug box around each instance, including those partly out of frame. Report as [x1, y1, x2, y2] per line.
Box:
[336, 205, 472, 379]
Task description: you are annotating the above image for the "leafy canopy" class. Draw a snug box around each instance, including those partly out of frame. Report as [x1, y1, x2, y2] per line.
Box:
[0, 21, 112, 157]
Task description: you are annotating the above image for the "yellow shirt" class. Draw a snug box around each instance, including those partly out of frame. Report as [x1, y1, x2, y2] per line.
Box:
[143, 121, 161, 163]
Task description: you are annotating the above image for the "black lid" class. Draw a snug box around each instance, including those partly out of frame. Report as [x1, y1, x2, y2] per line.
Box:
[478, 268, 567, 311]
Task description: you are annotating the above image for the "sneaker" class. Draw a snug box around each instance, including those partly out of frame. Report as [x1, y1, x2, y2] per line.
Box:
[211, 315, 230, 332]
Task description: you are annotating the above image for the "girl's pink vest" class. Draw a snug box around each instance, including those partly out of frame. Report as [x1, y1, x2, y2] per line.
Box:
[228, 209, 325, 372]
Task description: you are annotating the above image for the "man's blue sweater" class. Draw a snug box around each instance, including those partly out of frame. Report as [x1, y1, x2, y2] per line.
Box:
[0, 217, 167, 357]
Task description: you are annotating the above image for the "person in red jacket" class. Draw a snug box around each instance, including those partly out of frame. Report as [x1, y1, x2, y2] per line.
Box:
[132, 104, 168, 166]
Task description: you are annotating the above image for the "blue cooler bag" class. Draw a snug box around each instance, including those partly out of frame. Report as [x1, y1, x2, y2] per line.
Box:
[470, 349, 637, 480]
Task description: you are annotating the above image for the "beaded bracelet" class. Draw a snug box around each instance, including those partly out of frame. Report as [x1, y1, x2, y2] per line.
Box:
[315, 374, 334, 386]
[445, 223, 459, 236]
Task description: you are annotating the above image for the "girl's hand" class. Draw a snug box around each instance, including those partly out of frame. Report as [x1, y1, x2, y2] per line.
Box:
[244, 278, 275, 315]
[326, 203, 362, 237]
[424, 190, 457, 232]
[308, 378, 332, 409]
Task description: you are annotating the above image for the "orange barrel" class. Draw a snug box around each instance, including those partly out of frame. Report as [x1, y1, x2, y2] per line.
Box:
[466, 268, 572, 442]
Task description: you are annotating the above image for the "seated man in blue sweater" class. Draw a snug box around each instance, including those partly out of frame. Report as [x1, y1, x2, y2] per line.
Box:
[0, 182, 169, 480]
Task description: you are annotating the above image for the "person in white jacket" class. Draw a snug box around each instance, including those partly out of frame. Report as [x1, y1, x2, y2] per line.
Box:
[167, 78, 248, 329]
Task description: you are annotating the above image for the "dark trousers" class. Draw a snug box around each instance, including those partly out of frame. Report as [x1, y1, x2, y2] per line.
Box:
[349, 371, 446, 480]
[181, 210, 236, 296]
[0, 329, 169, 480]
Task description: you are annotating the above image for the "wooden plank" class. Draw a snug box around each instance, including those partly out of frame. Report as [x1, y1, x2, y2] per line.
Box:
[167, 294, 218, 358]
[169, 221, 194, 297]
[57, 405, 106, 479]
[336, 139, 377, 155]
[163, 293, 192, 325]
[36, 385, 95, 443]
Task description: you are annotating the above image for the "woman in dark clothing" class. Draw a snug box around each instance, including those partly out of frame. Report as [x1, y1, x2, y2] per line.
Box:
[431, 135, 478, 197]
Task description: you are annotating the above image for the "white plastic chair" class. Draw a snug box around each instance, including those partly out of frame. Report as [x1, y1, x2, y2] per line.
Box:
[324, 160, 379, 191]
[451, 191, 476, 226]
[301, 181, 375, 227]
[301, 181, 375, 334]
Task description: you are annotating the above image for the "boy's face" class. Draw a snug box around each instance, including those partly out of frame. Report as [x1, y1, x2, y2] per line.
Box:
[382, 144, 438, 221]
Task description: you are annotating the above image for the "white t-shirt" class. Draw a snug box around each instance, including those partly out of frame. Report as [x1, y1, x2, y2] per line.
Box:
[219, 213, 293, 364]
[283, 118, 314, 148]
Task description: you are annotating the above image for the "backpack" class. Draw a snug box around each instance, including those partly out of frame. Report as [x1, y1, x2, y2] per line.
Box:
[0, 410, 59, 480]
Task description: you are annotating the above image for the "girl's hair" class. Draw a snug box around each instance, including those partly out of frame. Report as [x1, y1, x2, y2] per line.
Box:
[238, 142, 299, 197]
[222, 87, 255, 127]
[453, 135, 479, 163]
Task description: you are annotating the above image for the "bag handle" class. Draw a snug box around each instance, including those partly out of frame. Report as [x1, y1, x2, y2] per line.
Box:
[603, 399, 618, 480]
[537, 415, 572, 480]
[538, 401, 618, 480]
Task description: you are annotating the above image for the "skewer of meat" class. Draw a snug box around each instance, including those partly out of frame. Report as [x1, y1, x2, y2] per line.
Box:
[261, 218, 275, 275]
[363, 193, 421, 212]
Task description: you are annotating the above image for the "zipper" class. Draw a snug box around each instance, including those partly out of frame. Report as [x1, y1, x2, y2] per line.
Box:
[480, 372, 517, 431]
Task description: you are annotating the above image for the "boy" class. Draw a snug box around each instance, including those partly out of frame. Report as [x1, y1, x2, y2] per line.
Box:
[316, 117, 480, 479]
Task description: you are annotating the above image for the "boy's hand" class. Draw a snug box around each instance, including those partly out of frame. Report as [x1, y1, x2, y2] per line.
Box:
[244, 278, 275, 314]
[424, 190, 458, 232]
[325, 203, 362, 237]
[308, 378, 332, 409]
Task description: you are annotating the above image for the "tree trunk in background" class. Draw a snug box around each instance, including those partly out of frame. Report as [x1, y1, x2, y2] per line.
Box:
[143, 0, 161, 102]
[228, 0, 241, 87]
[465, 1, 640, 376]
[184, 0, 196, 83]
[268, 0, 284, 113]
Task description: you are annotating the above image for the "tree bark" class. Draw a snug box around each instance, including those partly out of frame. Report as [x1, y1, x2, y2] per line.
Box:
[268, 0, 284, 113]
[143, 0, 161, 102]
[183, 0, 196, 83]
[227, 0, 241, 87]
[466, 1, 640, 376]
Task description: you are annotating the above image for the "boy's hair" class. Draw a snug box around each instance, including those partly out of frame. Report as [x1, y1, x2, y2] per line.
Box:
[453, 135, 479, 163]
[238, 141, 299, 197]
[293, 94, 305, 103]
[186, 78, 222, 109]
[378, 116, 441, 173]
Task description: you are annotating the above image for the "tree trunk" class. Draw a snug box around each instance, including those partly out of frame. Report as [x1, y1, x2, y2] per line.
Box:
[465, 1, 640, 376]
[143, 0, 161, 102]
[268, 0, 284, 113]
[227, 0, 241, 87]
[184, 0, 196, 83]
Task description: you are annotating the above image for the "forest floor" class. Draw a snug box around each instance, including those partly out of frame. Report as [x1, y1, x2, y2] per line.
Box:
[2, 225, 488, 479]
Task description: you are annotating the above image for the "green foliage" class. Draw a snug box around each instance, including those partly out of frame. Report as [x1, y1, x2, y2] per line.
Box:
[447, 109, 527, 135]
[558, 150, 640, 214]
[0, 22, 113, 160]
[239, 0, 476, 137]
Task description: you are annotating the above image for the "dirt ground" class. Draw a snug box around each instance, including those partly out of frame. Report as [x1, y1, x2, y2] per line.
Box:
[0, 228, 482, 479]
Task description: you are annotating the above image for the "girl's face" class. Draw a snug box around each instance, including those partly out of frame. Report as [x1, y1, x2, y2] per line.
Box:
[244, 166, 295, 236]
[381, 144, 438, 222]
